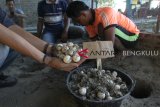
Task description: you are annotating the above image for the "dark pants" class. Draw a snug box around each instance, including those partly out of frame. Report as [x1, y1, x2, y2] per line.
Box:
[0, 49, 19, 72]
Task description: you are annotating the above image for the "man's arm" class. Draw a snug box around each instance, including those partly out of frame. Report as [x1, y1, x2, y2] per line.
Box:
[103, 27, 126, 50]
[9, 25, 46, 52]
[37, 18, 44, 38]
[17, 16, 24, 28]
[0, 24, 84, 71]
[0, 24, 44, 63]
[61, 14, 70, 42]
[37, 2, 44, 38]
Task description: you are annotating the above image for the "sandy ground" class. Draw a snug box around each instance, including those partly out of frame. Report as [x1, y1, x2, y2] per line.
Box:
[0, 36, 160, 107]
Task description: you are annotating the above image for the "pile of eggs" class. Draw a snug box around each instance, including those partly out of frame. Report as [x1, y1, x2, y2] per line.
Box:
[69, 68, 129, 101]
[55, 42, 82, 64]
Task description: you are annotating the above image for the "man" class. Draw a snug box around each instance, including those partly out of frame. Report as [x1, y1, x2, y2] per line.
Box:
[37, 0, 86, 43]
[0, 7, 85, 88]
[66, 1, 140, 50]
[156, 5, 160, 33]
[5, 0, 25, 28]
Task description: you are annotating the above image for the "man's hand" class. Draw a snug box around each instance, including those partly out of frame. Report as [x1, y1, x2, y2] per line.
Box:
[44, 56, 86, 72]
[61, 31, 68, 42]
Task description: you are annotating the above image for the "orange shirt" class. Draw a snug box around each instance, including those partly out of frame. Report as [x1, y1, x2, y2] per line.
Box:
[86, 7, 140, 38]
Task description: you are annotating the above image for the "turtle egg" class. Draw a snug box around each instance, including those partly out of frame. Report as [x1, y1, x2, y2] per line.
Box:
[115, 85, 121, 90]
[63, 55, 72, 63]
[100, 70, 105, 73]
[120, 84, 127, 89]
[62, 46, 69, 53]
[112, 71, 118, 78]
[71, 46, 77, 52]
[106, 70, 111, 73]
[106, 91, 110, 97]
[116, 91, 123, 97]
[73, 54, 81, 62]
[73, 44, 79, 48]
[67, 42, 74, 47]
[117, 77, 122, 82]
[108, 80, 114, 85]
[67, 50, 74, 56]
[56, 44, 63, 51]
[97, 92, 105, 99]
[79, 87, 87, 96]
[107, 96, 113, 100]
[80, 71, 84, 74]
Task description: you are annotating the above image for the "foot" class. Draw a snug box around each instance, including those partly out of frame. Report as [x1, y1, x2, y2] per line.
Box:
[0, 73, 17, 88]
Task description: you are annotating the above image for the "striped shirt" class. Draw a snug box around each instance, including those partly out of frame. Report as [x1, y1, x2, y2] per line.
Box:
[38, 0, 67, 32]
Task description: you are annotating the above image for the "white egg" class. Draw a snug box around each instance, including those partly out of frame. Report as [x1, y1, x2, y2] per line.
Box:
[108, 80, 114, 85]
[71, 46, 77, 52]
[73, 44, 79, 48]
[72, 54, 81, 62]
[56, 44, 63, 51]
[112, 71, 118, 78]
[62, 46, 69, 53]
[106, 70, 111, 73]
[115, 85, 121, 90]
[79, 87, 87, 96]
[106, 91, 110, 97]
[100, 70, 105, 73]
[107, 96, 113, 100]
[97, 92, 105, 99]
[80, 71, 84, 74]
[120, 84, 127, 89]
[67, 50, 74, 56]
[117, 77, 122, 82]
[116, 91, 123, 97]
[63, 55, 72, 63]
[67, 42, 74, 47]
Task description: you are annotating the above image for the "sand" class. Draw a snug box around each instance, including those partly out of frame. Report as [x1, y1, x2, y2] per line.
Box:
[0, 36, 160, 107]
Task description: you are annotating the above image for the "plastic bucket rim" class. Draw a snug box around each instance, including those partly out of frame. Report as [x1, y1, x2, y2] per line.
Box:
[66, 66, 135, 103]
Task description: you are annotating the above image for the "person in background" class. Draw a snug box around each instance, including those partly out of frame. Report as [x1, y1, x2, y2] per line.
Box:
[5, 0, 25, 28]
[0, 7, 85, 88]
[66, 1, 140, 51]
[156, 4, 160, 33]
[37, 0, 87, 43]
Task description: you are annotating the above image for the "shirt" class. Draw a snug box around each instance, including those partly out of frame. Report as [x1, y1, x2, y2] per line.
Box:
[38, 0, 67, 32]
[86, 7, 140, 38]
[0, 7, 14, 68]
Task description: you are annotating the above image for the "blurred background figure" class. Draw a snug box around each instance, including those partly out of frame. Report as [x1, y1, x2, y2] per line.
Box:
[5, 0, 25, 28]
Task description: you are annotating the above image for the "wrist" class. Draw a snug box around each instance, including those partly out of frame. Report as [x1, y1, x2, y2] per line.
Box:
[43, 43, 49, 54]
[42, 54, 52, 65]
[46, 44, 54, 55]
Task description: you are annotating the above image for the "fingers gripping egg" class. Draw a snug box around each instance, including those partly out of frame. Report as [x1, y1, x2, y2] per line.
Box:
[73, 54, 81, 62]
[63, 55, 72, 63]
